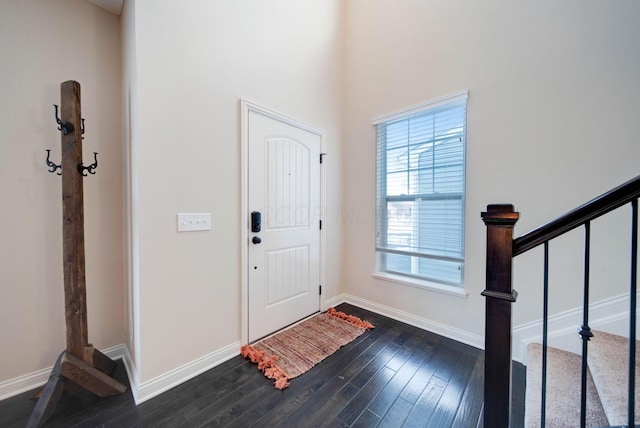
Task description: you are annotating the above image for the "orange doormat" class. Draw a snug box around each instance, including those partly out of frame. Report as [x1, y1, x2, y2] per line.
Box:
[241, 307, 374, 390]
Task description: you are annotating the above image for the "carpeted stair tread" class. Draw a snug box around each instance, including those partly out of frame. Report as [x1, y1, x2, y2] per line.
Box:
[589, 330, 640, 426]
[526, 343, 608, 427]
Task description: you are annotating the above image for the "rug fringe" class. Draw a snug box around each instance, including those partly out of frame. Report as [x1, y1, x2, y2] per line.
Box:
[241, 344, 290, 390]
[327, 307, 375, 330]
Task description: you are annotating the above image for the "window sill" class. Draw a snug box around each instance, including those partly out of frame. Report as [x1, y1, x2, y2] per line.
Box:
[372, 272, 469, 298]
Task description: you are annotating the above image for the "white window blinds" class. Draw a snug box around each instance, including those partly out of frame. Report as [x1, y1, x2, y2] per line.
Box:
[374, 91, 468, 285]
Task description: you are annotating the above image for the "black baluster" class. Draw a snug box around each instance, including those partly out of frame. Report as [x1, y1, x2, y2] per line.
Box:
[541, 241, 549, 427]
[578, 222, 593, 428]
[629, 199, 638, 428]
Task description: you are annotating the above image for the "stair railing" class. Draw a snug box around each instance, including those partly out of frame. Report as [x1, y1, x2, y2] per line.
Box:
[482, 174, 640, 428]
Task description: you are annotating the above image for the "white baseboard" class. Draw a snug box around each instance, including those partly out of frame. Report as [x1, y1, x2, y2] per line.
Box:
[329, 292, 638, 367]
[323, 293, 346, 311]
[513, 292, 639, 365]
[0, 340, 243, 405]
[136, 341, 240, 404]
[0, 366, 52, 402]
[326, 293, 484, 350]
[0, 343, 131, 402]
[5, 294, 626, 403]
[116, 344, 138, 403]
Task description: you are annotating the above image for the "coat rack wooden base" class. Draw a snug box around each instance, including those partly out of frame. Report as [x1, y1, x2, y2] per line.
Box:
[27, 80, 126, 428]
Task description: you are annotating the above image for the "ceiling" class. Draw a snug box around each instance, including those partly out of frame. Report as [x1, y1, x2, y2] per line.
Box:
[87, 0, 123, 16]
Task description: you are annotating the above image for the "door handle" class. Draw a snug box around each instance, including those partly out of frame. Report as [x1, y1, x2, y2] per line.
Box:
[252, 236, 262, 244]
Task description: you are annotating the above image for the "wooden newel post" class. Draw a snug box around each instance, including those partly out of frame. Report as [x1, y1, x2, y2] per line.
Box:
[481, 204, 519, 428]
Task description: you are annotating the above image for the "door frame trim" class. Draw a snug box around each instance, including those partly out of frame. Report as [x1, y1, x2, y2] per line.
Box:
[240, 99, 326, 345]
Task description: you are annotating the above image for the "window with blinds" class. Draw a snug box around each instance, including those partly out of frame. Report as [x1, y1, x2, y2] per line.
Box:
[374, 91, 467, 286]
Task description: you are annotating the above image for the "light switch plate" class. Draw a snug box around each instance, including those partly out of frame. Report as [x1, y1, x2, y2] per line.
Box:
[177, 213, 211, 232]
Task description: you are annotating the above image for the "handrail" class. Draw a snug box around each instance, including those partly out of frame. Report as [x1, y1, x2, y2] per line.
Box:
[513, 175, 640, 256]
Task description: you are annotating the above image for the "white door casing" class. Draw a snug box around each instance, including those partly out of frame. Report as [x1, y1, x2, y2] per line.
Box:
[242, 101, 323, 343]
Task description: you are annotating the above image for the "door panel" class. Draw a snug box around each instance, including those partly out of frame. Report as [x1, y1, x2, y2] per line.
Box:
[265, 245, 309, 306]
[266, 137, 310, 230]
[248, 109, 320, 343]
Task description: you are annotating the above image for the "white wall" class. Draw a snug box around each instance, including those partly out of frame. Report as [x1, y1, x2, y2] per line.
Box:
[342, 0, 640, 343]
[0, 0, 124, 383]
[127, 0, 344, 384]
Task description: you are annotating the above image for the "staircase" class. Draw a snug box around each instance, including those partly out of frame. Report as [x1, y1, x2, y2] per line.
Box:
[526, 330, 639, 427]
[481, 174, 640, 427]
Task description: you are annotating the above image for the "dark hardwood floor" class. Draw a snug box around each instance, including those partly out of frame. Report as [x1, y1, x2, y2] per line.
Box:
[0, 304, 525, 427]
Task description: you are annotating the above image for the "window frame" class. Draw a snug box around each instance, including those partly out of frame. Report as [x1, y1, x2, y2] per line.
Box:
[373, 91, 468, 293]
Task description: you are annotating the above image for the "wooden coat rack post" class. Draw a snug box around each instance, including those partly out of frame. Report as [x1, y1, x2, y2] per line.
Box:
[28, 81, 125, 428]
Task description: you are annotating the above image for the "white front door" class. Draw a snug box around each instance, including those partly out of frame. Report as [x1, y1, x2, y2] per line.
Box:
[247, 107, 321, 343]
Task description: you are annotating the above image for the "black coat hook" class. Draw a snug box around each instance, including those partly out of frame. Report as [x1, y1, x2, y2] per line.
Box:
[78, 152, 98, 176]
[45, 149, 62, 175]
[53, 104, 74, 135]
[49, 104, 95, 177]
